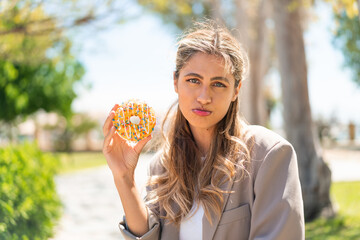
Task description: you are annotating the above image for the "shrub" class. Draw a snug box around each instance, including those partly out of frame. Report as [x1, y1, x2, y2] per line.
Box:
[0, 143, 61, 240]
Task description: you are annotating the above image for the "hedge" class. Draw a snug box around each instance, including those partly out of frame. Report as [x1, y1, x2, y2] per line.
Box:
[0, 143, 61, 240]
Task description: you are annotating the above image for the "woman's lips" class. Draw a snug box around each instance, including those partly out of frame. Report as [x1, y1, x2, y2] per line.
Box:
[192, 109, 212, 116]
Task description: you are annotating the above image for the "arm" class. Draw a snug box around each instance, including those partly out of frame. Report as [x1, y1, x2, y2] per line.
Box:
[114, 174, 149, 236]
[102, 105, 152, 237]
[118, 160, 161, 240]
[249, 141, 305, 240]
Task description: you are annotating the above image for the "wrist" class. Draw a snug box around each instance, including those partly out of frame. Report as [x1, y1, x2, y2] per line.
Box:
[113, 173, 135, 187]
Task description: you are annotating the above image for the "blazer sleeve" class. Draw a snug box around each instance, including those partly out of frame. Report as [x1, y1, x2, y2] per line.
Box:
[249, 141, 305, 240]
[118, 207, 160, 240]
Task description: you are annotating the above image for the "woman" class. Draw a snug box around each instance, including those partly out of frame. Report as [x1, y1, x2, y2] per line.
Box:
[103, 21, 305, 240]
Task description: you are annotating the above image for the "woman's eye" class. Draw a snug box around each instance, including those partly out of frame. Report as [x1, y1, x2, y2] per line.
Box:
[213, 82, 226, 87]
[187, 79, 199, 84]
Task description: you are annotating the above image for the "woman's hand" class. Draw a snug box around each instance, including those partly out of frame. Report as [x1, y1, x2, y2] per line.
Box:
[102, 104, 152, 179]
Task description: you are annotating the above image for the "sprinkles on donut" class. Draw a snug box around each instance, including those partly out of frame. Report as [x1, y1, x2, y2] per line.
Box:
[112, 99, 156, 142]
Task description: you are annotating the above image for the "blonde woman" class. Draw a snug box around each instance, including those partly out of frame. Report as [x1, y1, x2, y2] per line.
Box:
[103, 21, 304, 240]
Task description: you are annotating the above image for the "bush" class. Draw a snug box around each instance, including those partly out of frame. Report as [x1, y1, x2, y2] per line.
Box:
[0, 143, 61, 240]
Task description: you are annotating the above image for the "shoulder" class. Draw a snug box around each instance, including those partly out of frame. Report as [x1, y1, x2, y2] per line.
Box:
[244, 125, 294, 154]
[242, 125, 297, 177]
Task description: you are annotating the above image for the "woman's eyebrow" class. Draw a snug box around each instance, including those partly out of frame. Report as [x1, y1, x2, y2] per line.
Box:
[210, 76, 230, 83]
[184, 73, 230, 83]
[184, 73, 203, 79]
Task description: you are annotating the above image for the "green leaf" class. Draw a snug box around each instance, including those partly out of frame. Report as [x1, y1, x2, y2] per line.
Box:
[4, 62, 18, 81]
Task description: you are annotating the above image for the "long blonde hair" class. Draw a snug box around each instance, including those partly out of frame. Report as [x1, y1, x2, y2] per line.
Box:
[146, 21, 251, 226]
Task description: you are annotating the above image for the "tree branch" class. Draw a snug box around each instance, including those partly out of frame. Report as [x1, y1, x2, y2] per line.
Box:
[0, 1, 135, 36]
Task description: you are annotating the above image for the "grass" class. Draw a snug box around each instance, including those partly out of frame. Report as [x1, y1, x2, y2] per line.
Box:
[55, 151, 106, 174]
[305, 181, 360, 239]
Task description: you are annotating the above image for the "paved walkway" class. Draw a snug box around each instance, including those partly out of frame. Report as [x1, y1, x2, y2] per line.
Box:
[323, 148, 360, 182]
[51, 154, 153, 240]
[51, 149, 360, 240]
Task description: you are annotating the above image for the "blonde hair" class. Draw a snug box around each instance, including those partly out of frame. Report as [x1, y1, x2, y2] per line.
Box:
[146, 20, 251, 226]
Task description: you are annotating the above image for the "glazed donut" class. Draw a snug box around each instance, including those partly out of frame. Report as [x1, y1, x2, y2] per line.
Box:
[112, 99, 156, 142]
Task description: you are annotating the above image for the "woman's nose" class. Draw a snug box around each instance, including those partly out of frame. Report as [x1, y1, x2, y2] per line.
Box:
[197, 86, 211, 105]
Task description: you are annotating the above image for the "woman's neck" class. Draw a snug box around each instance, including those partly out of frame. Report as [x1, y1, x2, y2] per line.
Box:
[190, 126, 214, 157]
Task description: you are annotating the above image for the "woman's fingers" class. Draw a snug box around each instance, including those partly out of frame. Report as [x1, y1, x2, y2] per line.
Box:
[102, 111, 114, 136]
[102, 104, 119, 136]
[112, 104, 119, 111]
[103, 126, 116, 154]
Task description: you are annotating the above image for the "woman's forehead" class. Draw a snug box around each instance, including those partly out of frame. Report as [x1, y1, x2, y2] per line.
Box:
[180, 52, 234, 79]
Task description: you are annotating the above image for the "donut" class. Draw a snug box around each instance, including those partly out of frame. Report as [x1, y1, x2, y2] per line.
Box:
[112, 99, 156, 142]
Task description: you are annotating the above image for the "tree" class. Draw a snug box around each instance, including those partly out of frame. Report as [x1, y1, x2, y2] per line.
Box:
[135, 0, 211, 30]
[324, 0, 360, 86]
[0, 1, 85, 141]
[234, 0, 270, 126]
[0, 0, 134, 37]
[324, 0, 360, 23]
[273, 0, 333, 220]
[1, 0, 140, 144]
[0, 45, 84, 123]
[333, 12, 360, 85]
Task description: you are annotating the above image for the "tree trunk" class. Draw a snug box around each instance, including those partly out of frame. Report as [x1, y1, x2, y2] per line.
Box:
[273, 0, 333, 220]
[234, 0, 252, 122]
[247, 0, 268, 125]
[235, 0, 268, 126]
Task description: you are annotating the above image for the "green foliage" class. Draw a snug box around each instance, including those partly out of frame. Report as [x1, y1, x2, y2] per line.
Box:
[333, 11, 360, 85]
[0, 143, 61, 239]
[305, 181, 360, 239]
[136, 0, 212, 30]
[0, 53, 84, 123]
[0, 2, 85, 124]
[324, 0, 359, 19]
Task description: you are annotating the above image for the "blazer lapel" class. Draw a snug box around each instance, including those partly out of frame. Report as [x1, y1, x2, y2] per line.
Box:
[162, 220, 179, 240]
[162, 200, 180, 240]
[202, 176, 235, 239]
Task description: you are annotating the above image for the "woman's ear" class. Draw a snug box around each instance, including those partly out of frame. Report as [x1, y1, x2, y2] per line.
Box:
[173, 71, 178, 93]
[232, 81, 242, 101]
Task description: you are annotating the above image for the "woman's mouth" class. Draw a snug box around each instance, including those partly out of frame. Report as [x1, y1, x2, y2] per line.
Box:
[192, 109, 212, 116]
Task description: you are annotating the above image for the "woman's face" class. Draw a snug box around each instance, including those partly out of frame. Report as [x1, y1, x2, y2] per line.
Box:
[174, 52, 241, 134]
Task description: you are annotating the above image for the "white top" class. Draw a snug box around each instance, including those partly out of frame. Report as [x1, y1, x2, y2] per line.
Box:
[179, 202, 204, 240]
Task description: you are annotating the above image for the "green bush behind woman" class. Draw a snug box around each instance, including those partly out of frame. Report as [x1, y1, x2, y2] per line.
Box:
[0, 143, 61, 240]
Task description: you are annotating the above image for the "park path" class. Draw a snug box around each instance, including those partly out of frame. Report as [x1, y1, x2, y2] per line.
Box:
[51, 154, 153, 240]
[323, 148, 360, 182]
[51, 149, 360, 240]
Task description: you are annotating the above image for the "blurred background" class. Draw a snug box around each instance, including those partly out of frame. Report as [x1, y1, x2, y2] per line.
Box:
[0, 0, 359, 239]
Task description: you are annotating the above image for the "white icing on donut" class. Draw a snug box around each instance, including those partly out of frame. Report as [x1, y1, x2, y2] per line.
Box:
[130, 115, 140, 125]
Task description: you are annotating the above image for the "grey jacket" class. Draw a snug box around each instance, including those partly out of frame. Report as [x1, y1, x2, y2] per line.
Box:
[119, 125, 305, 240]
